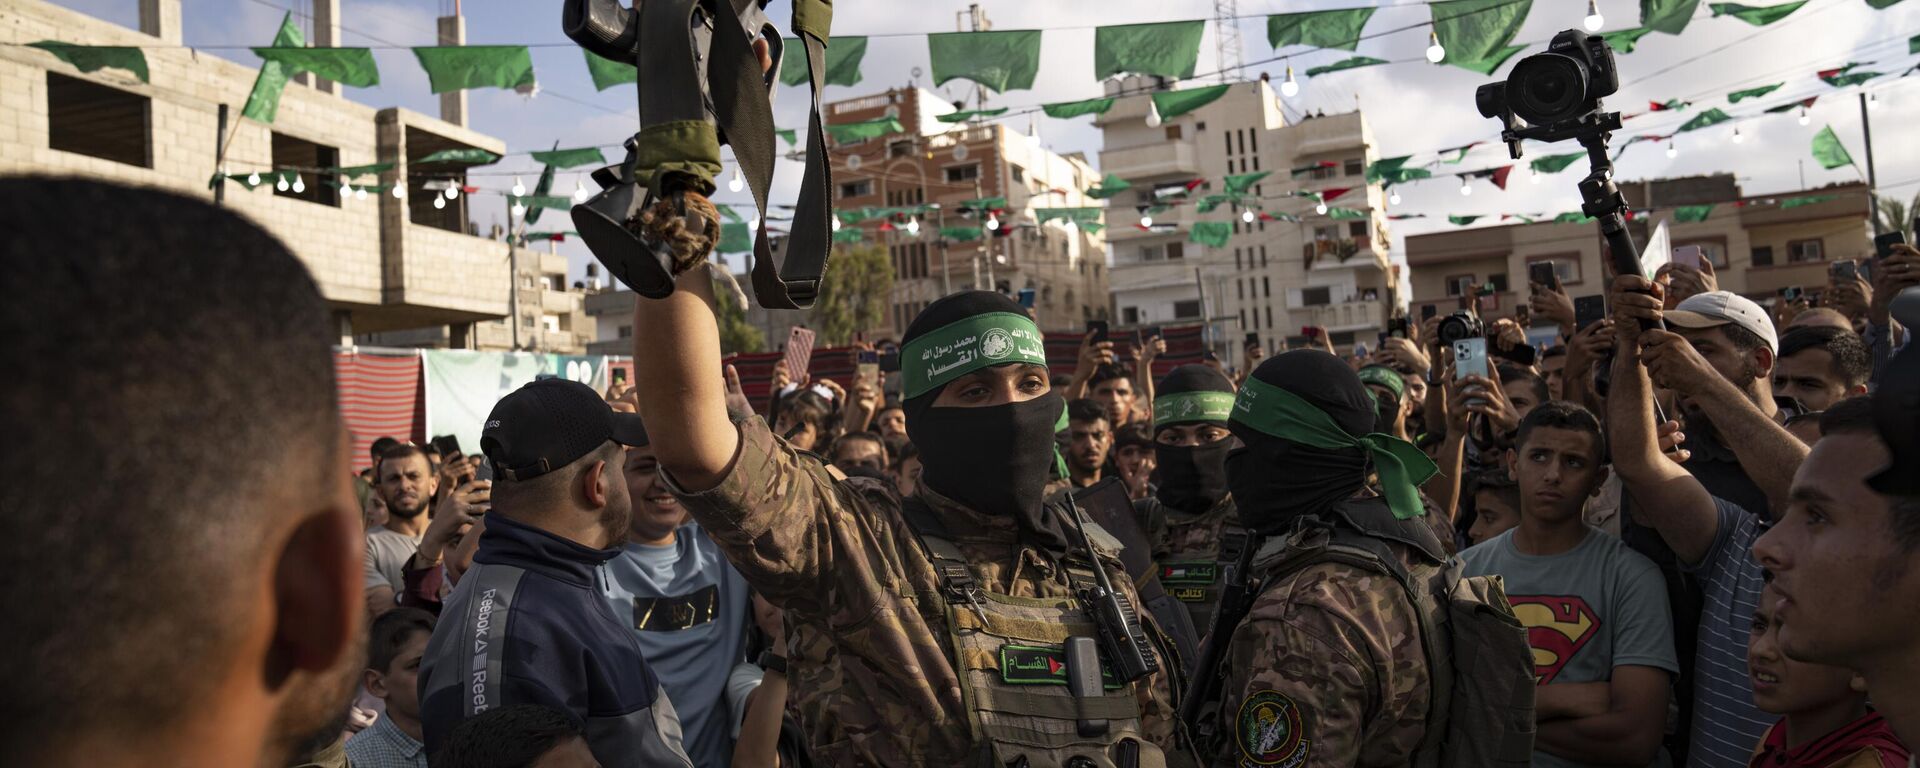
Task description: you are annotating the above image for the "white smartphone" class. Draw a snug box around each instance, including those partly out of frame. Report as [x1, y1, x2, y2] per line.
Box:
[1454, 337, 1489, 406]
[1673, 245, 1705, 271]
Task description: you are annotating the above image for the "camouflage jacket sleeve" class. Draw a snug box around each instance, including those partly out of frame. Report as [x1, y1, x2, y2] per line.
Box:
[1211, 563, 1430, 768]
[665, 415, 913, 625]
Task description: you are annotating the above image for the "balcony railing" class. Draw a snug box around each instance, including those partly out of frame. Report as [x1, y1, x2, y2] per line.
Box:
[1098, 142, 1200, 181]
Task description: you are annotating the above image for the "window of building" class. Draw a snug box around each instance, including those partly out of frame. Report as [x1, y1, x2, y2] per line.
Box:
[1248, 130, 1257, 153]
[1259, 246, 1267, 268]
[1237, 280, 1246, 301]
[1011, 165, 1025, 182]
[617, 325, 633, 339]
[1313, 225, 1338, 241]
[1487, 273, 1510, 293]
[1251, 155, 1259, 171]
[1234, 248, 1243, 270]
[1343, 158, 1364, 177]
[1122, 306, 1140, 324]
[1308, 164, 1337, 181]
[1263, 276, 1272, 297]
[1173, 300, 1202, 319]
[1165, 125, 1183, 141]
[1788, 239, 1825, 263]
[521, 314, 536, 327]
[1348, 221, 1368, 238]
[46, 73, 150, 168]
[888, 140, 913, 158]
[837, 179, 872, 199]
[1302, 286, 1332, 306]
[1752, 245, 1775, 267]
[945, 164, 979, 183]
[1445, 274, 1476, 297]
[271, 132, 340, 207]
[1526, 253, 1584, 286]
[1223, 132, 1232, 155]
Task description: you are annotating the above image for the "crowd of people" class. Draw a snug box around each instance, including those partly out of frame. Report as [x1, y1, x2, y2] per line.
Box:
[9, 171, 1920, 768]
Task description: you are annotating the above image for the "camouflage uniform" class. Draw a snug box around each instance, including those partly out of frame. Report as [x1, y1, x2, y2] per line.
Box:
[1142, 495, 1244, 635]
[670, 416, 1185, 767]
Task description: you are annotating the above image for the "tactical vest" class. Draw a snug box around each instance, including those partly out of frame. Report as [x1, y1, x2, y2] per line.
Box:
[1143, 497, 1247, 636]
[1225, 499, 1536, 768]
[902, 499, 1169, 768]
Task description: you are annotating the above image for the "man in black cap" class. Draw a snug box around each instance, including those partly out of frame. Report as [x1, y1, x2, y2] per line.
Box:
[417, 379, 693, 768]
[1134, 364, 1242, 634]
[625, 274, 1185, 766]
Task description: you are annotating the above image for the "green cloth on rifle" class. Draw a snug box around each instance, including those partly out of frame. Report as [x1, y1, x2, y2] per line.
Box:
[1094, 21, 1206, 79]
[1709, 0, 1809, 25]
[413, 46, 534, 93]
[1042, 96, 1116, 119]
[251, 47, 378, 87]
[1305, 56, 1387, 76]
[529, 147, 607, 169]
[1266, 8, 1377, 51]
[825, 117, 903, 143]
[1641, 0, 1702, 34]
[1189, 222, 1232, 247]
[415, 148, 500, 165]
[241, 13, 303, 123]
[779, 36, 867, 87]
[28, 42, 149, 82]
[1556, 211, 1595, 223]
[1232, 376, 1438, 520]
[1151, 84, 1231, 119]
[1811, 125, 1855, 170]
[927, 30, 1042, 93]
[583, 50, 635, 91]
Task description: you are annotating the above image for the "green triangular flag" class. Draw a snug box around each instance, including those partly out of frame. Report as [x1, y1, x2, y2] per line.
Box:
[1674, 204, 1715, 222]
[1727, 83, 1783, 102]
[1366, 156, 1414, 184]
[521, 194, 571, 212]
[927, 30, 1042, 93]
[1530, 153, 1585, 174]
[1709, 0, 1809, 25]
[940, 225, 983, 241]
[937, 108, 1010, 123]
[1189, 222, 1232, 247]
[1431, 0, 1533, 64]
[832, 229, 866, 244]
[251, 47, 379, 87]
[776, 129, 798, 146]
[1448, 215, 1481, 225]
[824, 117, 903, 144]
[524, 158, 558, 226]
[1151, 84, 1231, 120]
[415, 148, 500, 165]
[521, 231, 577, 243]
[1225, 171, 1272, 195]
[1779, 194, 1838, 209]
[1912, 32, 1920, 54]
[1034, 207, 1103, 226]
[241, 13, 304, 123]
[1196, 194, 1235, 213]
[1765, 96, 1817, 113]
[1445, 44, 1529, 75]
[1326, 206, 1369, 220]
[413, 46, 534, 93]
[1086, 174, 1133, 199]
[1642, 0, 1702, 34]
[1820, 67, 1881, 88]
[1266, 8, 1377, 51]
[1094, 21, 1206, 79]
[333, 162, 394, 179]
[779, 37, 867, 87]
[1601, 27, 1656, 53]
[583, 50, 636, 91]
[1811, 125, 1855, 170]
[1305, 56, 1388, 77]
[961, 196, 1009, 211]
[529, 147, 608, 169]
[1868, 0, 1907, 7]
[1440, 143, 1479, 164]
[719, 222, 754, 253]
[1677, 107, 1733, 132]
[1042, 97, 1116, 119]
[27, 42, 149, 83]
[718, 206, 744, 222]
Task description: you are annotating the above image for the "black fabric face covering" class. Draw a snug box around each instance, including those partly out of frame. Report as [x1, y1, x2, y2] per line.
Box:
[905, 390, 1069, 552]
[1154, 439, 1232, 515]
[1226, 350, 1378, 535]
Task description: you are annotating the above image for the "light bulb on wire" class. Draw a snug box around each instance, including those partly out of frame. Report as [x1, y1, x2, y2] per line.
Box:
[1426, 30, 1445, 63]
[391, 184, 405, 199]
[1280, 67, 1299, 98]
[1731, 126, 1744, 144]
[1666, 140, 1677, 158]
[572, 179, 591, 204]
[1314, 202, 1328, 215]
[906, 217, 921, 235]
[1583, 0, 1604, 31]
[831, 217, 842, 232]
[275, 174, 290, 192]
[1242, 209, 1256, 223]
[292, 174, 306, 193]
[1459, 179, 1473, 196]
[511, 201, 527, 218]
[1388, 189, 1401, 206]
[986, 212, 1001, 231]
[433, 195, 446, 210]
[1868, 94, 1880, 111]
[445, 186, 459, 200]
[511, 177, 527, 197]
[727, 167, 744, 193]
[355, 186, 369, 201]
[1798, 106, 1810, 126]
[1145, 103, 1163, 128]
[247, 171, 261, 186]
[1140, 213, 1154, 228]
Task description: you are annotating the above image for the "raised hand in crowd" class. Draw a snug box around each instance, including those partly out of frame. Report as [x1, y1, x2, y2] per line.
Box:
[1657, 258, 1717, 308]
[437, 452, 474, 491]
[1871, 244, 1920, 327]
[1560, 317, 1614, 412]
[1117, 446, 1156, 501]
[415, 478, 490, 570]
[1067, 328, 1117, 400]
[1135, 332, 1165, 416]
[734, 593, 790, 768]
[1827, 268, 1871, 325]
[1530, 279, 1576, 330]
[1490, 317, 1527, 355]
[1453, 372, 1521, 438]
[842, 380, 882, 434]
[1376, 335, 1431, 378]
[1773, 293, 1811, 329]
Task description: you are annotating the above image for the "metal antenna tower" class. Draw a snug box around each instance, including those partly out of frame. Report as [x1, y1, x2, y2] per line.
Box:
[1213, 0, 1243, 83]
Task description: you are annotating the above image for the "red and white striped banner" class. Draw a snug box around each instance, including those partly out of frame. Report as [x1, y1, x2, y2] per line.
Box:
[335, 349, 423, 472]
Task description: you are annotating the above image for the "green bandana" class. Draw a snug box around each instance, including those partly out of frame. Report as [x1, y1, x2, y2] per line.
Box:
[901, 312, 1048, 399]
[1154, 391, 1236, 428]
[1357, 366, 1407, 403]
[1231, 376, 1438, 520]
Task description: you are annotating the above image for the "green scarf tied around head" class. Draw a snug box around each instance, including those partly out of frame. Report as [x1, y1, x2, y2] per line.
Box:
[1233, 375, 1439, 519]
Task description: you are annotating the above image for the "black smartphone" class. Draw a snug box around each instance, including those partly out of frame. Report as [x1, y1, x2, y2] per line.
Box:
[879, 349, 901, 373]
[1387, 316, 1410, 339]
[430, 434, 463, 458]
[1832, 260, 1861, 282]
[611, 368, 627, 386]
[1574, 295, 1607, 332]
[1145, 325, 1163, 340]
[1087, 320, 1109, 343]
[1377, 331, 1389, 348]
[1420, 303, 1438, 320]
[1875, 231, 1906, 261]
[1018, 288, 1037, 308]
[1244, 331, 1260, 350]
[1783, 286, 1804, 302]
[1529, 261, 1560, 291]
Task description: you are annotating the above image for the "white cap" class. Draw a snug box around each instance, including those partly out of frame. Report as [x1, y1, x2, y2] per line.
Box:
[1665, 291, 1778, 355]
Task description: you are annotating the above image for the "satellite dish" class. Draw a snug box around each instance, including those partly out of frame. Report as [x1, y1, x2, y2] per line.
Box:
[847, 153, 863, 170]
[884, 105, 900, 119]
[954, 143, 970, 162]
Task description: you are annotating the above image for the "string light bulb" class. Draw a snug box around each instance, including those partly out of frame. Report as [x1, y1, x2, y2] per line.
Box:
[511, 201, 527, 218]
[906, 216, 921, 235]
[572, 179, 590, 204]
[1145, 103, 1163, 128]
[1583, 0, 1605, 31]
[1666, 140, 1678, 158]
[355, 186, 369, 201]
[1314, 202, 1329, 215]
[511, 177, 527, 197]
[1280, 67, 1299, 98]
[445, 186, 459, 200]
[1426, 30, 1445, 63]
[1459, 179, 1473, 196]
[831, 216, 842, 232]
[1868, 93, 1880, 111]
[1731, 126, 1744, 144]
[247, 171, 261, 186]
[291, 174, 306, 193]
[391, 184, 405, 199]
[1389, 189, 1401, 205]
[727, 167, 744, 193]
[986, 212, 1001, 231]
[433, 195, 446, 210]
[1140, 213, 1154, 228]
[275, 174, 290, 192]
[1797, 106, 1810, 126]
[1242, 209, 1256, 223]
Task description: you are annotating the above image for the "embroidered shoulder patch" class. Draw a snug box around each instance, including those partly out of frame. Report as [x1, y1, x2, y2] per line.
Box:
[1236, 689, 1309, 766]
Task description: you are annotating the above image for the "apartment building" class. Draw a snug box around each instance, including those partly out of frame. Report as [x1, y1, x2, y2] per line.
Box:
[1096, 76, 1397, 359]
[1404, 174, 1875, 321]
[824, 87, 1112, 337]
[0, 0, 543, 346]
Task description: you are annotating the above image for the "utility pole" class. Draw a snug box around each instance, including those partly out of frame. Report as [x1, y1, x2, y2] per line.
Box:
[506, 195, 521, 351]
[1212, 0, 1243, 83]
[1859, 92, 1882, 236]
[937, 204, 953, 295]
[213, 103, 228, 205]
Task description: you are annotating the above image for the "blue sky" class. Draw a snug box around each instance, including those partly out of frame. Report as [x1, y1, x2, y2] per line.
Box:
[50, 0, 1920, 289]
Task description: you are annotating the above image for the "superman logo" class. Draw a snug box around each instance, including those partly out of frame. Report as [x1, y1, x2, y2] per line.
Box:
[1507, 595, 1600, 684]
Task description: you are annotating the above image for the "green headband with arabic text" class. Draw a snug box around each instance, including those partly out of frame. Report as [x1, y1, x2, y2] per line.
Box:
[1231, 375, 1439, 520]
[901, 312, 1049, 399]
[1153, 392, 1237, 429]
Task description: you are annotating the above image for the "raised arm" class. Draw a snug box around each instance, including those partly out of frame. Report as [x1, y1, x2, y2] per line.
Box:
[634, 270, 740, 491]
[1605, 276, 1722, 565]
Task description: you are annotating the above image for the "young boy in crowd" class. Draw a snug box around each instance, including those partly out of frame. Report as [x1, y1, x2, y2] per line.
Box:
[1464, 467, 1521, 547]
[1462, 402, 1678, 768]
[347, 608, 437, 768]
[1746, 584, 1908, 768]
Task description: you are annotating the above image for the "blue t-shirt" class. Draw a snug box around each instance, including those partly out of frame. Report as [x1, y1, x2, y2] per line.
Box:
[598, 522, 752, 768]
[1679, 498, 1773, 768]
[1462, 526, 1679, 768]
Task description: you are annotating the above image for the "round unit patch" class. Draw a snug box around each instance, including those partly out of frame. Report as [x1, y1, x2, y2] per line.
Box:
[1235, 689, 1309, 766]
[981, 328, 1012, 359]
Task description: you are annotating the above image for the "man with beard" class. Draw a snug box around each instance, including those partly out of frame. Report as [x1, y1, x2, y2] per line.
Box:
[1066, 398, 1114, 488]
[603, 420, 753, 768]
[365, 444, 491, 617]
[1134, 365, 1241, 634]
[0, 179, 366, 767]
[1202, 351, 1535, 767]
[631, 284, 1185, 766]
[417, 379, 692, 767]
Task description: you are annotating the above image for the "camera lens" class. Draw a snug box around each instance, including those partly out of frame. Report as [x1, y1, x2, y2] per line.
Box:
[1508, 53, 1588, 126]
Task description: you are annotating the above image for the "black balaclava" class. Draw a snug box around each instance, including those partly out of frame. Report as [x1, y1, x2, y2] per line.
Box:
[1152, 365, 1236, 515]
[1227, 350, 1375, 534]
[900, 291, 1067, 550]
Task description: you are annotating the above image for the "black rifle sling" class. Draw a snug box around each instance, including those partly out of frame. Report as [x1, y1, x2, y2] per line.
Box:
[711, 0, 830, 309]
[637, 0, 706, 195]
